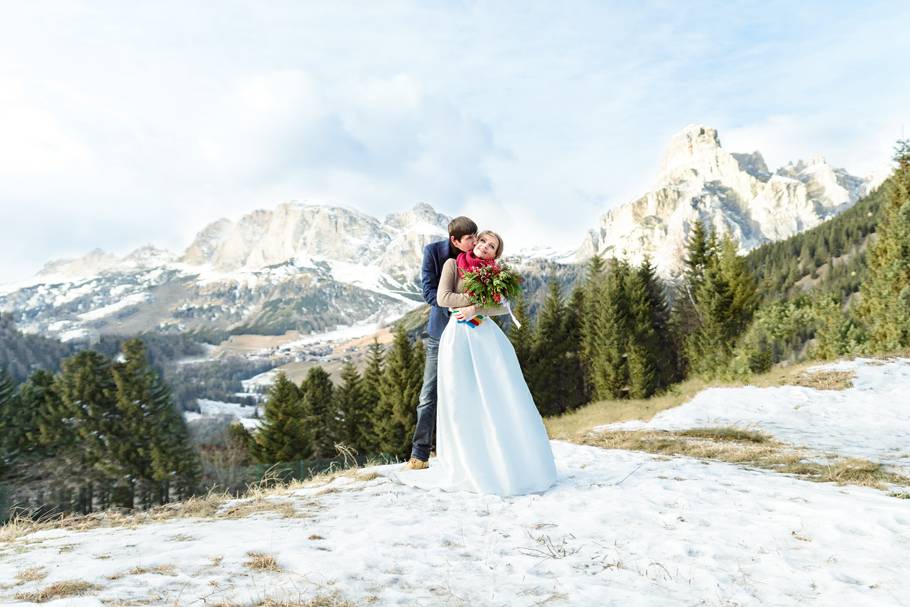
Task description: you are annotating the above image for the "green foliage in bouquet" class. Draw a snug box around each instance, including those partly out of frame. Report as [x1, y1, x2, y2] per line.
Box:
[461, 263, 523, 307]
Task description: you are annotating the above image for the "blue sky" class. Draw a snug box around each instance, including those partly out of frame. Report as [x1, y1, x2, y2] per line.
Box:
[1, 1, 908, 283]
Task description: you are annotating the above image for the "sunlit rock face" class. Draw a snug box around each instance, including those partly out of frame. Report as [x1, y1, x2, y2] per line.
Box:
[578, 125, 878, 276]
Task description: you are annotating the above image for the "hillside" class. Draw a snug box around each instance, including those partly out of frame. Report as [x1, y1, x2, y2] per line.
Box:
[744, 178, 887, 304]
[2, 358, 908, 606]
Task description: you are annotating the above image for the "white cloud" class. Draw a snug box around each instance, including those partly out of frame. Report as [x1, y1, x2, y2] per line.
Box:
[0, 2, 908, 283]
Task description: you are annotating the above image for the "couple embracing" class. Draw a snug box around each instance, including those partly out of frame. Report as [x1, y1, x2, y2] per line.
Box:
[394, 216, 558, 497]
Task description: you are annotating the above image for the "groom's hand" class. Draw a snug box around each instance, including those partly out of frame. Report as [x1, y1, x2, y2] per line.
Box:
[452, 305, 477, 321]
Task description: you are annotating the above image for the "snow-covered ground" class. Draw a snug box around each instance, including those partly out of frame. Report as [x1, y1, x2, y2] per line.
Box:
[3, 358, 910, 606]
[184, 399, 262, 431]
[603, 358, 910, 472]
[2, 441, 908, 606]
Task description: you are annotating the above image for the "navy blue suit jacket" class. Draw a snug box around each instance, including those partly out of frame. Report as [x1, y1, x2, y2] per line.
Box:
[422, 239, 459, 339]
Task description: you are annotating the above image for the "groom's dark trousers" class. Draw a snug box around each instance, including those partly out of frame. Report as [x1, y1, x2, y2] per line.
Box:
[411, 239, 458, 462]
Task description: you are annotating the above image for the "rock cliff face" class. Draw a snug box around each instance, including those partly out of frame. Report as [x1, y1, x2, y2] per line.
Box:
[578, 125, 878, 275]
[2, 126, 881, 340]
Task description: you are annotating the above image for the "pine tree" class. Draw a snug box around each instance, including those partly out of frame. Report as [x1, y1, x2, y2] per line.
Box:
[580, 255, 606, 394]
[55, 350, 119, 484]
[334, 362, 371, 455]
[255, 372, 308, 463]
[17, 369, 60, 458]
[301, 366, 337, 459]
[147, 374, 201, 502]
[625, 266, 661, 399]
[374, 325, 423, 458]
[110, 339, 159, 506]
[718, 234, 759, 335]
[362, 340, 385, 453]
[860, 140, 910, 351]
[563, 285, 589, 408]
[591, 260, 632, 399]
[683, 220, 714, 291]
[0, 368, 17, 475]
[507, 291, 534, 383]
[685, 261, 738, 376]
[529, 280, 566, 415]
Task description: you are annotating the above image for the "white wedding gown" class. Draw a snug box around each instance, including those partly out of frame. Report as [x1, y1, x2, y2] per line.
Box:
[394, 314, 558, 496]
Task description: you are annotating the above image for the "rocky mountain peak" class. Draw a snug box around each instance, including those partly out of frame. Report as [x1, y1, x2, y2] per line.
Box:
[384, 203, 449, 232]
[38, 248, 120, 278]
[580, 125, 877, 276]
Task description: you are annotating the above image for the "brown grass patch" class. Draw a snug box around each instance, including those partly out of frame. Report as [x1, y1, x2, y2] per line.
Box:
[581, 428, 910, 490]
[15, 579, 101, 603]
[245, 551, 283, 572]
[1, 457, 385, 542]
[107, 564, 177, 580]
[544, 360, 867, 441]
[220, 498, 300, 519]
[210, 595, 356, 607]
[15, 566, 48, 583]
[783, 369, 855, 390]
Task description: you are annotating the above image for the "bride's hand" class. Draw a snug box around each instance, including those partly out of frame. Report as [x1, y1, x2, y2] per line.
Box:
[452, 305, 477, 321]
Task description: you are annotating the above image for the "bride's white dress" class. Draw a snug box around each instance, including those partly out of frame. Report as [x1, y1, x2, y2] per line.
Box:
[395, 314, 558, 496]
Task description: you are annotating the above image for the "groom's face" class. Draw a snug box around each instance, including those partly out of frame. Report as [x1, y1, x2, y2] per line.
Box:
[451, 233, 477, 253]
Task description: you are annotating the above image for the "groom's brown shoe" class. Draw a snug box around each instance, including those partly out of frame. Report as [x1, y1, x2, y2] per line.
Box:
[403, 457, 428, 470]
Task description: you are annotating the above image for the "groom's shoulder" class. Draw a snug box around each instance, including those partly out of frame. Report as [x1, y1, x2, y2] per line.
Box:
[424, 239, 448, 257]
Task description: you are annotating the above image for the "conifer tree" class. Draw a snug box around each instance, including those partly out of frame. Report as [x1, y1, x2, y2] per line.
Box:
[255, 372, 307, 463]
[685, 262, 737, 376]
[0, 368, 17, 475]
[718, 234, 759, 335]
[638, 258, 679, 387]
[860, 140, 910, 350]
[374, 325, 423, 458]
[361, 340, 384, 453]
[591, 259, 632, 399]
[625, 267, 661, 399]
[17, 369, 60, 458]
[580, 255, 606, 393]
[147, 374, 201, 502]
[55, 350, 119, 486]
[334, 362, 371, 454]
[507, 291, 534, 382]
[301, 366, 337, 459]
[563, 285, 589, 408]
[110, 339, 159, 505]
[529, 279, 571, 415]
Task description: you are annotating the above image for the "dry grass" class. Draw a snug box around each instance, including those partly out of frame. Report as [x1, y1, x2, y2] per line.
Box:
[544, 360, 859, 441]
[0, 457, 385, 542]
[107, 564, 177, 580]
[15, 579, 100, 603]
[782, 369, 855, 390]
[245, 551, 283, 572]
[581, 428, 910, 490]
[15, 566, 48, 583]
[226, 594, 357, 607]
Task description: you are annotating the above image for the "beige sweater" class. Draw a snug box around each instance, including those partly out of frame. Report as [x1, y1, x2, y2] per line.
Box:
[437, 258, 509, 317]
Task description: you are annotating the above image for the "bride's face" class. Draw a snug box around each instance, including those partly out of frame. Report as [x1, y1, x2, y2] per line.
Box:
[474, 234, 499, 260]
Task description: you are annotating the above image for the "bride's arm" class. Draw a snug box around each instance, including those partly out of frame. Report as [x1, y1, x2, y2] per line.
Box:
[437, 259, 472, 308]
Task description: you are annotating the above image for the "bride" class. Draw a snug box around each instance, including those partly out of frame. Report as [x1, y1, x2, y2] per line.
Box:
[395, 230, 557, 496]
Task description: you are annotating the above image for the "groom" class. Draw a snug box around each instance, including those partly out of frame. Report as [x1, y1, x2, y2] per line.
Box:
[404, 216, 478, 470]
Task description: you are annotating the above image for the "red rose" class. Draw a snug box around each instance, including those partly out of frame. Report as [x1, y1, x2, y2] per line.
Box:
[493, 293, 502, 303]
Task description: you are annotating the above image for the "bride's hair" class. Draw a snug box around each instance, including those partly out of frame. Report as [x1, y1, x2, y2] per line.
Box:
[477, 230, 504, 259]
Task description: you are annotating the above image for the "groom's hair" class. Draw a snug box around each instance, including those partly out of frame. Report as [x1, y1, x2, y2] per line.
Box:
[448, 217, 478, 241]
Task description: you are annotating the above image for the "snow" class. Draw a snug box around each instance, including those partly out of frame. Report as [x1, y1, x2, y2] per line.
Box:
[2, 438, 909, 606]
[77, 292, 151, 321]
[602, 358, 910, 472]
[184, 399, 262, 430]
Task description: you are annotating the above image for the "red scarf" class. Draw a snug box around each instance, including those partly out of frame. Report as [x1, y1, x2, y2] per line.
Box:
[456, 250, 496, 277]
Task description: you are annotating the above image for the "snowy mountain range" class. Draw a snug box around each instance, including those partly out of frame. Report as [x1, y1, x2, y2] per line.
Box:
[0, 203, 452, 342]
[578, 125, 883, 276]
[0, 125, 884, 342]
